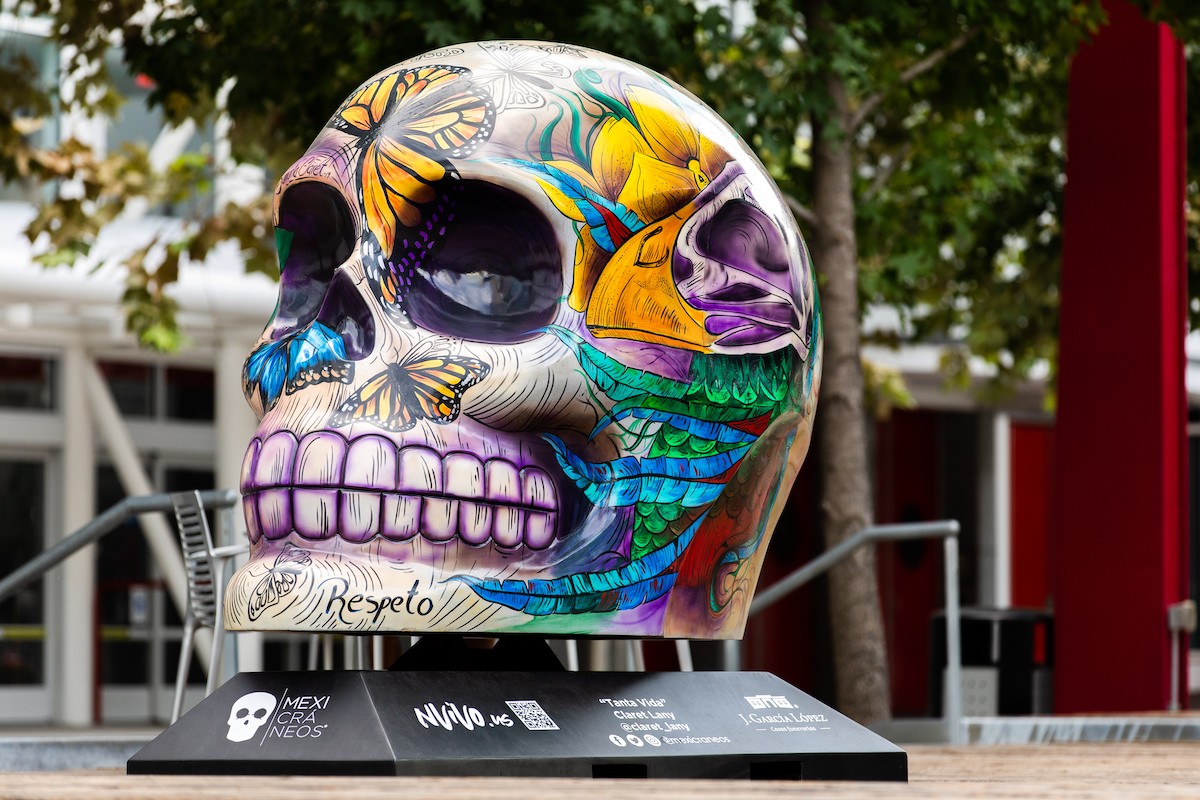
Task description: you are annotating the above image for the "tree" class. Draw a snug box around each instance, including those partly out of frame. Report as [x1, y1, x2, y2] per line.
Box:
[689, 1, 1105, 721]
[4, 0, 1198, 723]
[0, 1, 281, 350]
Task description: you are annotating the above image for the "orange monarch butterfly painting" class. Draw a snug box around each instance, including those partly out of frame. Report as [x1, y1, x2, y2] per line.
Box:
[329, 343, 491, 433]
[327, 66, 495, 316]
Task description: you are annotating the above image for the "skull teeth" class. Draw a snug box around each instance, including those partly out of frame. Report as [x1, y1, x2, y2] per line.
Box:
[241, 431, 559, 549]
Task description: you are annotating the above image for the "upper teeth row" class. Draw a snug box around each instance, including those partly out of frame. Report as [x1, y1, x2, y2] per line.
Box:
[242, 431, 557, 506]
[240, 431, 560, 548]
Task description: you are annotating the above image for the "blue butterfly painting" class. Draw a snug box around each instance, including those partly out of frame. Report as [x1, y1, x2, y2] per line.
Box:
[242, 322, 354, 413]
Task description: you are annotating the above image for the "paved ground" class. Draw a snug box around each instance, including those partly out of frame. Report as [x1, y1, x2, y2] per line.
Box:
[1, 743, 1198, 799]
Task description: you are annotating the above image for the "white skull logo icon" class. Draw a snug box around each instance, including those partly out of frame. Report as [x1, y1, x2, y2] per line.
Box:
[226, 691, 277, 742]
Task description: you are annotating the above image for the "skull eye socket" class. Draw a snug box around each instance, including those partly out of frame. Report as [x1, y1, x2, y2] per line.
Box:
[236, 708, 249, 719]
[271, 182, 356, 339]
[406, 182, 561, 343]
[253, 708, 268, 719]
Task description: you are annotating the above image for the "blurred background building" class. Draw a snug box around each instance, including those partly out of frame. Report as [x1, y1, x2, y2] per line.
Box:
[740, 333, 1200, 717]
[0, 12, 275, 726]
[0, 5, 1194, 728]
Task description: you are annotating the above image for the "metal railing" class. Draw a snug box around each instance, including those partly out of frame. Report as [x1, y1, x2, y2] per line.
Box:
[1, 491, 962, 740]
[0, 489, 240, 606]
[747, 519, 964, 745]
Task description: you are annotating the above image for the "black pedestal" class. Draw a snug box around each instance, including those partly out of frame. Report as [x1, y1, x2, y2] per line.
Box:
[129, 670, 905, 780]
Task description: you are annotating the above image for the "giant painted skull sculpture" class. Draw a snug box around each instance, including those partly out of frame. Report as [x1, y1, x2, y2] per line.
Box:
[225, 41, 822, 639]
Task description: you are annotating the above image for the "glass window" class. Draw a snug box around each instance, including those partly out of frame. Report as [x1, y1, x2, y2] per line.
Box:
[96, 466, 150, 596]
[0, 356, 55, 410]
[264, 640, 291, 672]
[165, 367, 214, 421]
[96, 465, 151, 686]
[163, 641, 204, 686]
[165, 466, 216, 550]
[0, 460, 46, 685]
[97, 466, 215, 687]
[101, 641, 148, 685]
[0, 30, 57, 203]
[98, 361, 156, 417]
[164, 467, 213, 685]
[164, 468, 215, 494]
[104, 59, 166, 155]
[105, 49, 214, 218]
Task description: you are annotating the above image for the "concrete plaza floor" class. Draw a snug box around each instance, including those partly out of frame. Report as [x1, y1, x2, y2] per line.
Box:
[0, 743, 1198, 799]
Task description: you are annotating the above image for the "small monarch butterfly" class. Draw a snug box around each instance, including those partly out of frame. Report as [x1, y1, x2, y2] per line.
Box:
[327, 66, 495, 315]
[329, 342, 490, 433]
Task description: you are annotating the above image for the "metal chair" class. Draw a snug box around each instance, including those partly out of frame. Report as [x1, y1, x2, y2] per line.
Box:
[170, 490, 248, 723]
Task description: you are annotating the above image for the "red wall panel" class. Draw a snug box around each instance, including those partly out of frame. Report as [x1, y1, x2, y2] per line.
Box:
[875, 410, 941, 716]
[1056, 0, 1188, 712]
[1010, 424, 1055, 609]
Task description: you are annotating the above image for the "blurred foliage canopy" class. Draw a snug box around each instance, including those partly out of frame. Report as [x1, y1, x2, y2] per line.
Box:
[4, 0, 1197, 723]
[0, 0, 1195, 396]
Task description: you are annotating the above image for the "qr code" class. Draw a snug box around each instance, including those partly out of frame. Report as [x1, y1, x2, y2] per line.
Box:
[505, 700, 559, 731]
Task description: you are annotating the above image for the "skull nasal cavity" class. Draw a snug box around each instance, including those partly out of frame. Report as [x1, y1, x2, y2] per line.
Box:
[407, 181, 562, 343]
[317, 272, 375, 360]
[695, 199, 789, 276]
[271, 182, 356, 339]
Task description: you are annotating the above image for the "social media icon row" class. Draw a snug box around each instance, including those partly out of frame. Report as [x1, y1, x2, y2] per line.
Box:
[609, 734, 661, 747]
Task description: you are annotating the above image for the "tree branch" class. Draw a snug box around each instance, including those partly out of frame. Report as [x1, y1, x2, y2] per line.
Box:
[861, 142, 911, 203]
[784, 193, 819, 230]
[849, 26, 981, 131]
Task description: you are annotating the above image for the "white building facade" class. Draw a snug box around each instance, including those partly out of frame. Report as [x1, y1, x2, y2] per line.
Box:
[0, 14, 276, 725]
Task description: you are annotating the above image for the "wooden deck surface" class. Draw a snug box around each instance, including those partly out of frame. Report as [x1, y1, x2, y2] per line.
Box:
[2, 743, 1199, 799]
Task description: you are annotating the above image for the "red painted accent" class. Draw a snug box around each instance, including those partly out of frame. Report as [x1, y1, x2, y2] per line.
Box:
[1056, 1, 1188, 712]
[695, 459, 745, 485]
[594, 203, 633, 249]
[1010, 423, 1056, 609]
[730, 413, 772, 437]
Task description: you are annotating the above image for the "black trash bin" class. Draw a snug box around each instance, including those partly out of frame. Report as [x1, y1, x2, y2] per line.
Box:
[929, 607, 1053, 716]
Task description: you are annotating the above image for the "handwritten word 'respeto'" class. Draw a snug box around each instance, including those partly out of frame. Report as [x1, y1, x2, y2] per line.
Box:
[320, 578, 434, 624]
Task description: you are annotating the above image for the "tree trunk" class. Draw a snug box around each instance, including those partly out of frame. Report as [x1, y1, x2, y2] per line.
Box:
[807, 8, 892, 724]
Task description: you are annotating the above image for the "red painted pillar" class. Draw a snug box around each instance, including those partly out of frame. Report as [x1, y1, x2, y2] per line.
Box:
[1057, 1, 1188, 713]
